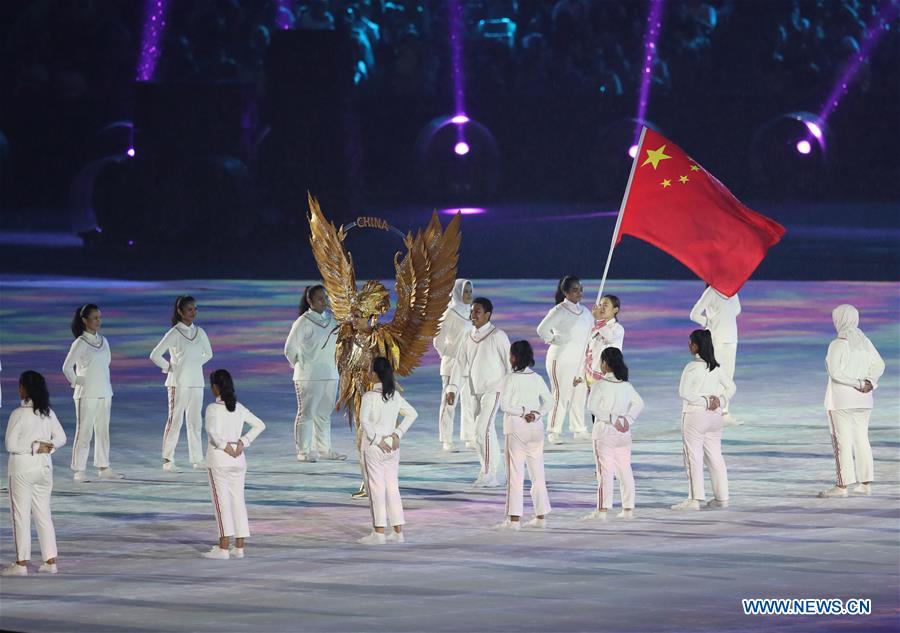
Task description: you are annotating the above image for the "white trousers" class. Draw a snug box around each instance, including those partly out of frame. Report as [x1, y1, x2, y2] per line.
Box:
[546, 358, 587, 435]
[504, 422, 550, 517]
[71, 397, 112, 471]
[362, 446, 404, 527]
[294, 379, 337, 455]
[828, 408, 873, 486]
[162, 386, 204, 464]
[682, 411, 729, 501]
[593, 434, 635, 510]
[474, 392, 502, 478]
[8, 466, 57, 562]
[715, 341, 737, 412]
[207, 466, 249, 538]
[439, 375, 474, 443]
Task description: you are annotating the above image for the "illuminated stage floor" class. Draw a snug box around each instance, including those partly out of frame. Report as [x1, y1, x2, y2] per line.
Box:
[0, 277, 897, 632]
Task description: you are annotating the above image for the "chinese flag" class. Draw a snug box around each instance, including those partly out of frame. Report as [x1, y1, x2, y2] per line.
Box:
[617, 127, 785, 297]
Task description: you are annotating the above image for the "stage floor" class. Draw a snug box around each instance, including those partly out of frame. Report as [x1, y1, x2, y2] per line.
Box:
[0, 277, 898, 633]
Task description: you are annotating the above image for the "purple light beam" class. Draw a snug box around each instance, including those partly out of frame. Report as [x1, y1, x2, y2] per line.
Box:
[448, 0, 467, 150]
[633, 0, 666, 146]
[818, 0, 899, 124]
[136, 0, 169, 81]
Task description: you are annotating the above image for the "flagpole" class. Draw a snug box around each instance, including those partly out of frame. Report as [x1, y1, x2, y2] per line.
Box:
[596, 126, 647, 304]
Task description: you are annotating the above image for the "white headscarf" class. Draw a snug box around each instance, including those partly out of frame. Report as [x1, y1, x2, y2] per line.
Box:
[832, 304, 869, 351]
[447, 278, 473, 319]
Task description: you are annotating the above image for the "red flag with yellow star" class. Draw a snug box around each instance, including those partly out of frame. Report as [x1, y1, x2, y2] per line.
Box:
[616, 127, 785, 297]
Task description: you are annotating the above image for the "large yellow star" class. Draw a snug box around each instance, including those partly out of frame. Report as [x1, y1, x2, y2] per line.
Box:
[679, 175, 690, 184]
[641, 145, 672, 170]
[661, 179, 671, 188]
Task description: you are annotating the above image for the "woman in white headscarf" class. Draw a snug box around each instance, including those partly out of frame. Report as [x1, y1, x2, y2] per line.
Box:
[433, 279, 474, 452]
[819, 304, 885, 498]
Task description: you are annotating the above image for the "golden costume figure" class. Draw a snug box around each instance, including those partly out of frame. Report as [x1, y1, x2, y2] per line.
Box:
[307, 194, 461, 495]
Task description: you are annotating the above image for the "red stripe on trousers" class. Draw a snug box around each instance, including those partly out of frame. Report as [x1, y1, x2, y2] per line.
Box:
[162, 387, 177, 452]
[828, 413, 843, 487]
[207, 469, 225, 537]
[8, 478, 20, 560]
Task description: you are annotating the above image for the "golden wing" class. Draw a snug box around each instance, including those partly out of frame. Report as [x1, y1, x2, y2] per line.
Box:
[385, 211, 462, 376]
[307, 193, 355, 322]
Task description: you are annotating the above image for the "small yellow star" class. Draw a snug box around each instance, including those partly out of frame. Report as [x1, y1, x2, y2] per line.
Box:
[679, 175, 690, 184]
[661, 179, 672, 188]
[641, 145, 672, 170]
[690, 165, 700, 171]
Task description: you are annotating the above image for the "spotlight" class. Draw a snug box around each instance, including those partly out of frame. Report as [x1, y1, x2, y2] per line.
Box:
[750, 111, 831, 194]
[594, 118, 663, 197]
[126, 148, 136, 157]
[628, 145, 639, 159]
[804, 121, 823, 140]
[441, 207, 485, 215]
[795, 140, 811, 155]
[415, 114, 499, 201]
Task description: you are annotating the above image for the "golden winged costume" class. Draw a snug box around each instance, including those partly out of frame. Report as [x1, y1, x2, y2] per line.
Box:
[307, 194, 461, 425]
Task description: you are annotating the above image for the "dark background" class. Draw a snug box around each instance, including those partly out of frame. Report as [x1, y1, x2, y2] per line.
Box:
[0, 0, 897, 280]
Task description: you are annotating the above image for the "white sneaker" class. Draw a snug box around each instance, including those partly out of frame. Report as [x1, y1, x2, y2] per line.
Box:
[386, 531, 405, 543]
[358, 531, 386, 545]
[229, 547, 245, 559]
[547, 433, 563, 445]
[573, 431, 592, 441]
[97, 468, 124, 480]
[671, 498, 701, 511]
[201, 546, 231, 560]
[465, 440, 477, 450]
[1, 562, 28, 576]
[296, 452, 317, 463]
[523, 517, 546, 529]
[38, 562, 58, 574]
[442, 442, 458, 453]
[581, 510, 608, 521]
[493, 519, 521, 531]
[73, 471, 88, 482]
[853, 483, 872, 495]
[616, 509, 635, 520]
[320, 451, 347, 461]
[818, 486, 848, 498]
[472, 474, 486, 488]
[481, 475, 504, 488]
[706, 499, 729, 508]
[162, 461, 180, 473]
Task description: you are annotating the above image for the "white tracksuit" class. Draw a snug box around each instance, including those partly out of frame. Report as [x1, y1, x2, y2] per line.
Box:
[204, 400, 265, 539]
[499, 370, 553, 518]
[587, 376, 643, 510]
[434, 306, 475, 444]
[6, 401, 66, 562]
[583, 318, 625, 385]
[690, 287, 741, 386]
[284, 310, 339, 456]
[359, 384, 418, 528]
[150, 323, 213, 465]
[537, 300, 593, 436]
[824, 330, 885, 487]
[449, 322, 511, 479]
[679, 357, 736, 501]
[62, 331, 114, 472]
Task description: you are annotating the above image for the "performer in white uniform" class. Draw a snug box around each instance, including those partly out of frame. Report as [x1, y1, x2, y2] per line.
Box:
[583, 348, 643, 521]
[62, 303, 122, 482]
[150, 295, 213, 472]
[284, 285, 345, 462]
[672, 330, 736, 511]
[819, 304, 885, 498]
[690, 285, 741, 424]
[495, 341, 553, 531]
[582, 294, 625, 386]
[357, 357, 419, 545]
[433, 278, 475, 452]
[536, 276, 593, 444]
[201, 369, 266, 560]
[3, 371, 66, 576]
[448, 297, 511, 487]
